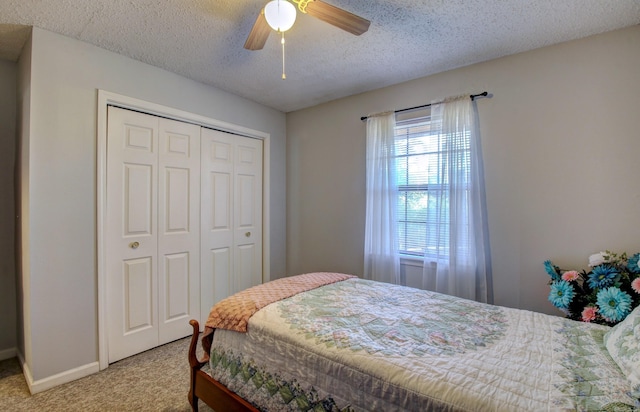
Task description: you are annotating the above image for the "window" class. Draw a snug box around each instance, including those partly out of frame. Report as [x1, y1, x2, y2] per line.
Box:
[394, 114, 470, 258]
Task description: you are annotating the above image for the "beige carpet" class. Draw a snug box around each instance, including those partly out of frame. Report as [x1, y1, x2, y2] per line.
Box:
[0, 337, 214, 411]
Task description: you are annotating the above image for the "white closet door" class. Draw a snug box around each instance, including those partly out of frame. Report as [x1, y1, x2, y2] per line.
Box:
[200, 128, 263, 321]
[106, 108, 201, 363]
[233, 137, 263, 293]
[106, 107, 159, 363]
[157, 118, 201, 344]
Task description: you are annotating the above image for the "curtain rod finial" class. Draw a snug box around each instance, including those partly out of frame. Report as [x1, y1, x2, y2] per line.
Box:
[470, 92, 488, 101]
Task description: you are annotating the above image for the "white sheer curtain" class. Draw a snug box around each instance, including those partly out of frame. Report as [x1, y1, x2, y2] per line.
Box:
[364, 112, 400, 284]
[422, 96, 492, 303]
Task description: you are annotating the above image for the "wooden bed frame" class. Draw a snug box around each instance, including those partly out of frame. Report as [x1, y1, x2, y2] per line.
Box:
[187, 320, 258, 412]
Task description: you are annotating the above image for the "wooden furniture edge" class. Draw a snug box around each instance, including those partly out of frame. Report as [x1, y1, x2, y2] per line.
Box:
[188, 319, 259, 412]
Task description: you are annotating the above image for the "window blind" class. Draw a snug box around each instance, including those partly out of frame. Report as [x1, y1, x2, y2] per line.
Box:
[394, 115, 470, 257]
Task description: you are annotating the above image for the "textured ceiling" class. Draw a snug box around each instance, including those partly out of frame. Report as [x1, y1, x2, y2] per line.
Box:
[0, 0, 639, 112]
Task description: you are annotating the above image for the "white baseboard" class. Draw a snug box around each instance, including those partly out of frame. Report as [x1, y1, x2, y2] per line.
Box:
[0, 347, 17, 361]
[19, 353, 100, 394]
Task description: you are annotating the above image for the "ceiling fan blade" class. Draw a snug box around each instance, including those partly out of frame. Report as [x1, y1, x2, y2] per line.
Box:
[244, 9, 271, 50]
[305, 0, 370, 36]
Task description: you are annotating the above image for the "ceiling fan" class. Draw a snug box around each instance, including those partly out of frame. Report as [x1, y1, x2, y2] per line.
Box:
[244, 0, 371, 50]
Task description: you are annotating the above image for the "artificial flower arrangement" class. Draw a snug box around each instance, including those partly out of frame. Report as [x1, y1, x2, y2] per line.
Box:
[544, 251, 640, 326]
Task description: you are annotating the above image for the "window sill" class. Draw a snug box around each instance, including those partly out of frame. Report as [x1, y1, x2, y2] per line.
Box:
[400, 254, 443, 267]
[399, 255, 424, 267]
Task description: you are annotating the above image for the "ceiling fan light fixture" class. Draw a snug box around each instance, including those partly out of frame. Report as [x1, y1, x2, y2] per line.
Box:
[264, 0, 297, 32]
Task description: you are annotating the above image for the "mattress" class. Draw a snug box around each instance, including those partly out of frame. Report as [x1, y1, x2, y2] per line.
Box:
[208, 277, 637, 411]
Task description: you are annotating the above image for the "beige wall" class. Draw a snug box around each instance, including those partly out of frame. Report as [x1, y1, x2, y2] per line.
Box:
[0, 59, 16, 358]
[286, 25, 640, 315]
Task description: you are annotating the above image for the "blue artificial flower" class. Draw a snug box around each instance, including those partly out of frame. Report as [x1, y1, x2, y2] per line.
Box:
[548, 281, 575, 309]
[544, 260, 561, 281]
[596, 287, 632, 322]
[628, 253, 640, 274]
[587, 265, 618, 289]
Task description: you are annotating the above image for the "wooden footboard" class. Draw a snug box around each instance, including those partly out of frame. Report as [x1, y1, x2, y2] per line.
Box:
[188, 320, 258, 412]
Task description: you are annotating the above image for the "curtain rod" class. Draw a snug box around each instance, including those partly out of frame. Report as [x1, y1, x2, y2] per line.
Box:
[359, 91, 489, 122]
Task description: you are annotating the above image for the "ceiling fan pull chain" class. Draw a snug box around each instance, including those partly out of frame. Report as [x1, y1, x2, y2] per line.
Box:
[281, 31, 287, 80]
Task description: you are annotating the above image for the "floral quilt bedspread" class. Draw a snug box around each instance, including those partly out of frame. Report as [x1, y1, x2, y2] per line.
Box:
[209, 278, 639, 411]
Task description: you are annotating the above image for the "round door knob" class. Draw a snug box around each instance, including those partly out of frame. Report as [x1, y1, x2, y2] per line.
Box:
[245, 232, 251, 237]
[129, 241, 140, 249]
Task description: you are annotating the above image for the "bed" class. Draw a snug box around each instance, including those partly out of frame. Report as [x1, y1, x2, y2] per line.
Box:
[188, 272, 640, 411]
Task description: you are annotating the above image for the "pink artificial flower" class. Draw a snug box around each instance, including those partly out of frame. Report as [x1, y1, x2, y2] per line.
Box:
[582, 306, 598, 322]
[561, 270, 579, 282]
[632, 278, 640, 294]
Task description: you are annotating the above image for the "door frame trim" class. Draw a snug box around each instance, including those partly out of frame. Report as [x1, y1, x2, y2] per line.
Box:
[97, 90, 271, 371]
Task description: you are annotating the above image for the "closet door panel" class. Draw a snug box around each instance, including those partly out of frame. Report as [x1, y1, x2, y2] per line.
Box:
[158, 118, 201, 344]
[209, 247, 232, 305]
[165, 167, 190, 231]
[235, 245, 258, 293]
[164, 252, 190, 319]
[234, 137, 263, 293]
[123, 257, 154, 332]
[200, 130, 263, 318]
[106, 107, 159, 363]
[124, 164, 153, 235]
[200, 129, 235, 318]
